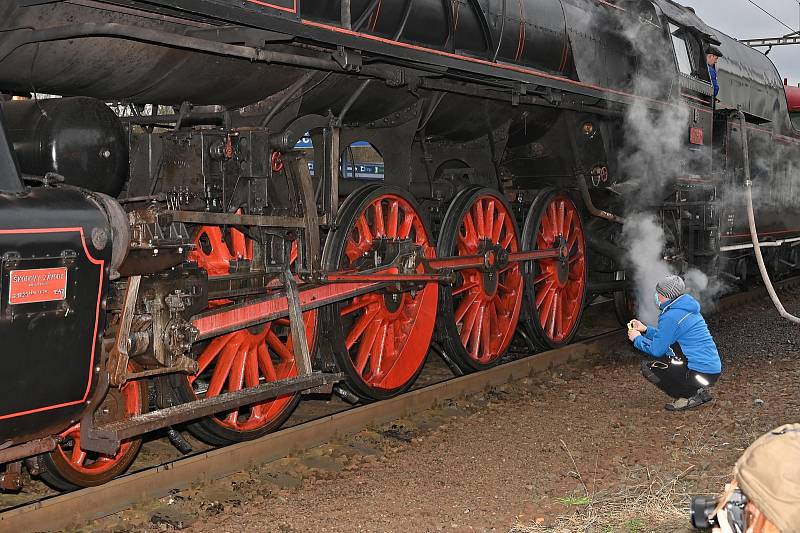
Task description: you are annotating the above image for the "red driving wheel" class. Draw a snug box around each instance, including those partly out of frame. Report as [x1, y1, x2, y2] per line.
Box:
[322, 186, 438, 400]
[522, 189, 587, 348]
[436, 187, 523, 371]
[184, 226, 315, 444]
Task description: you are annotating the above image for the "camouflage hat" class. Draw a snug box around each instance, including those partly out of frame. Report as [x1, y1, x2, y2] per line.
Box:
[734, 424, 800, 533]
[656, 275, 685, 300]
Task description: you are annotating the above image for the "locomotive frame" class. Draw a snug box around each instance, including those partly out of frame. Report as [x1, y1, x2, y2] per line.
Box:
[0, 0, 798, 491]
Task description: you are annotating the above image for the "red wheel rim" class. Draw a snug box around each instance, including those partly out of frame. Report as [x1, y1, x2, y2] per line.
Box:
[55, 375, 142, 475]
[532, 195, 586, 343]
[339, 193, 438, 390]
[452, 195, 523, 363]
[190, 312, 315, 431]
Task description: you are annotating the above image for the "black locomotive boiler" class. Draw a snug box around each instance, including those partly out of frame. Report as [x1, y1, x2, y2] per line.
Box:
[0, 0, 798, 491]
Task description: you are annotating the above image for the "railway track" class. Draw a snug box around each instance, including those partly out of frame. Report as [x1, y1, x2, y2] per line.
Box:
[2, 278, 798, 533]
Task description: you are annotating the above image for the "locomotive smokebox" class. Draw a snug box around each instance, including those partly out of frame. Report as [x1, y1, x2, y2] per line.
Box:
[4, 97, 128, 196]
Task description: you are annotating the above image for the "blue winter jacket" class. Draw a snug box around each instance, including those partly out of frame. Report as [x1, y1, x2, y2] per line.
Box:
[633, 294, 722, 374]
[708, 65, 719, 97]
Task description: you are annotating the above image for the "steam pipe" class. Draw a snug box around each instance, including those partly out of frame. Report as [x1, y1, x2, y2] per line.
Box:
[353, 0, 382, 30]
[588, 280, 631, 293]
[394, 0, 415, 41]
[337, 79, 373, 125]
[0, 23, 370, 74]
[576, 173, 625, 225]
[341, 0, 352, 29]
[339, 0, 411, 125]
[492, 0, 507, 62]
[738, 110, 800, 324]
[260, 71, 317, 128]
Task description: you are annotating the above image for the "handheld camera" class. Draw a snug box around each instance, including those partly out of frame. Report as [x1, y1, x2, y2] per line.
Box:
[691, 489, 748, 532]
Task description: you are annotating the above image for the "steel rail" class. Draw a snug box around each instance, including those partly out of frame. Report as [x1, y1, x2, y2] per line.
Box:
[1, 332, 619, 533]
[2, 277, 798, 533]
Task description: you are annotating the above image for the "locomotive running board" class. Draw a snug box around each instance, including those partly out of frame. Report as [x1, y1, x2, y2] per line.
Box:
[80, 372, 343, 456]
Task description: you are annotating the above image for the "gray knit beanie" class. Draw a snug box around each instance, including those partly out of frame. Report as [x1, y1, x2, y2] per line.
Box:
[656, 275, 685, 300]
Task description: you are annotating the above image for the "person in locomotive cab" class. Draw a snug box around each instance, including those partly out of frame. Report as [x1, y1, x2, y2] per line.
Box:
[626, 275, 722, 411]
[706, 46, 723, 99]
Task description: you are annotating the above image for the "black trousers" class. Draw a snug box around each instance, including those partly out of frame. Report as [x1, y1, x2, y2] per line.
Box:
[640, 358, 720, 399]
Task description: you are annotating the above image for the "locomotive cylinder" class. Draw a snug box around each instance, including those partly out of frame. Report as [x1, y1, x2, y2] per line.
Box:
[3, 97, 128, 197]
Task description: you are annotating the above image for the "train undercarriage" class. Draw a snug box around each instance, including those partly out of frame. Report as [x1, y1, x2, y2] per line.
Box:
[0, 93, 604, 490]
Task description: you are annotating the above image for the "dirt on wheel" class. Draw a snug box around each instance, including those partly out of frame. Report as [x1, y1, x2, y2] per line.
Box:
[85, 289, 800, 533]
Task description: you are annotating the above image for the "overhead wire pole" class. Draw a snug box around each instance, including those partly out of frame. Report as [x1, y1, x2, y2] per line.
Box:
[738, 0, 800, 52]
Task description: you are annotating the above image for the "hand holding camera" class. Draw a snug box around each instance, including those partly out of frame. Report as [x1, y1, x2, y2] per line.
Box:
[628, 319, 647, 333]
[690, 424, 800, 533]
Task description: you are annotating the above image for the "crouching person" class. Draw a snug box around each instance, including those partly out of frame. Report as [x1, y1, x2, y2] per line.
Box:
[627, 275, 722, 411]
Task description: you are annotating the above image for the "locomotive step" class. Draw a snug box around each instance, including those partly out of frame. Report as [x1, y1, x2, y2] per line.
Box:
[81, 372, 343, 455]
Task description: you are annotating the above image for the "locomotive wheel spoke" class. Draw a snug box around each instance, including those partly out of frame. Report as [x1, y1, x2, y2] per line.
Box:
[454, 291, 479, 323]
[206, 340, 240, 397]
[323, 187, 438, 399]
[522, 190, 587, 348]
[398, 212, 416, 239]
[228, 344, 248, 392]
[437, 188, 523, 371]
[387, 200, 399, 238]
[191, 310, 315, 436]
[244, 344, 260, 388]
[491, 211, 506, 244]
[354, 322, 380, 374]
[256, 343, 278, 382]
[373, 200, 385, 237]
[190, 336, 226, 384]
[452, 281, 479, 297]
[70, 439, 87, 467]
[340, 299, 371, 316]
[485, 200, 495, 239]
[345, 308, 379, 350]
[372, 323, 389, 378]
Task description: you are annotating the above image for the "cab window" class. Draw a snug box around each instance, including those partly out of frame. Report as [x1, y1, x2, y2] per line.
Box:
[669, 24, 693, 76]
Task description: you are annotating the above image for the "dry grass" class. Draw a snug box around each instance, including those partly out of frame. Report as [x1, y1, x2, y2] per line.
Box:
[510, 441, 692, 533]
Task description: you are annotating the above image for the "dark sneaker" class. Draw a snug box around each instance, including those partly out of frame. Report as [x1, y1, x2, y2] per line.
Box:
[665, 391, 712, 411]
[665, 397, 690, 411]
[697, 388, 713, 402]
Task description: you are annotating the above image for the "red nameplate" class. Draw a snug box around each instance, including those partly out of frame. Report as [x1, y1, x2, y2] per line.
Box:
[9, 267, 68, 305]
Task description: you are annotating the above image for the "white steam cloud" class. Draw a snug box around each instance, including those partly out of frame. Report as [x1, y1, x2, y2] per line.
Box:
[621, 213, 725, 324]
[621, 213, 672, 324]
[615, 14, 727, 323]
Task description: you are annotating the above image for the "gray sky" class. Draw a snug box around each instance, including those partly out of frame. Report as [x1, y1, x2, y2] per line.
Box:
[677, 0, 800, 84]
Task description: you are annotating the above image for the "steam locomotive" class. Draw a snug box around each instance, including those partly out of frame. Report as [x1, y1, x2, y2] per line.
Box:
[0, 0, 798, 491]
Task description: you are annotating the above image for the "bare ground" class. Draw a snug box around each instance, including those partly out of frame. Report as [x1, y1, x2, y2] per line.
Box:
[78, 289, 800, 533]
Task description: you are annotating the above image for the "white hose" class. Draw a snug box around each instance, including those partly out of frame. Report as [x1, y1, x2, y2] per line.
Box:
[741, 109, 800, 324]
